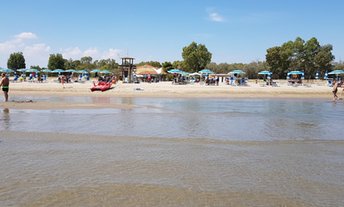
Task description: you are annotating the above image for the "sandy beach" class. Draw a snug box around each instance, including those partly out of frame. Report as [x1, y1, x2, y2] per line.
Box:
[0, 79, 337, 109]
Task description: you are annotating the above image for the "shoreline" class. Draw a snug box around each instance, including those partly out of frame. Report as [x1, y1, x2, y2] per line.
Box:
[0, 80, 337, 110]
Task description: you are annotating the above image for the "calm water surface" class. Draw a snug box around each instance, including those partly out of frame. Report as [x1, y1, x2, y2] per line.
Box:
[1, 97, 344, 206]
[1, 97, 344, 141]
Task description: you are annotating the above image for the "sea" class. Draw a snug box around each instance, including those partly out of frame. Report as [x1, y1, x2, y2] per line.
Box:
[1, 97, 344, 206]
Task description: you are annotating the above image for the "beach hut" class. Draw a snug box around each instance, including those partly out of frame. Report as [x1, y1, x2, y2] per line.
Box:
[135, 65, 158, 75]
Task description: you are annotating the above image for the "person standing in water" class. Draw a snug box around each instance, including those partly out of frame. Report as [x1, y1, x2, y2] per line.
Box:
[332, 80, 339, 101]
[0, 73, 9, 102]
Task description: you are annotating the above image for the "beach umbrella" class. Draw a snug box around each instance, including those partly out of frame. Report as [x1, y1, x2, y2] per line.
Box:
[75, 69, 89, 74]
[52, 69, 65, 73]
[328, 70, 344, 75]
[0, 68, 14, 73]
[90, 69, 101, 73]
[199, 69, 214, 75]
[229, 69, 245, 75]
[99, 70, 111, 74]
[168, 69, 183, 74]
[41, 69, 52, 73]
[65, 69, 77, 73]
[17, 68, 28, 72]
[258, 70, 272, 75]
[25, 68, 39, 73]
[287, 70, 304, 75]
[189, 72, 201, 76]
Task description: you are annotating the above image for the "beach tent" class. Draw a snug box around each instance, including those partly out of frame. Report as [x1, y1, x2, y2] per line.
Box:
[155, 68, 167, 75]
[136, 65, 158, 75]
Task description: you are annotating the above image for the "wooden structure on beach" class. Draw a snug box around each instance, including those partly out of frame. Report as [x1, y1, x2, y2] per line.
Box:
[120, 57, 136, 83]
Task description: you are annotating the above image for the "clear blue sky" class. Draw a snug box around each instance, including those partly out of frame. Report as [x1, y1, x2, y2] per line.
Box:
[1, 0, 343, 67]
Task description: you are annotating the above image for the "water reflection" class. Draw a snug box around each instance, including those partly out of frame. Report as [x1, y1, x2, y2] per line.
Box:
[1, 108, 10, 130]
[1, 98, 344, 141]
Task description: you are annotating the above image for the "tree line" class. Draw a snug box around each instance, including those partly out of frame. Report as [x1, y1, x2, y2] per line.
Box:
[3, 37, 339, 79]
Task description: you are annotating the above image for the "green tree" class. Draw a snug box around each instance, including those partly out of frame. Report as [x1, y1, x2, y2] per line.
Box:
[314, 44, 334, 77]
[136, 61, 161, 68]
[80, 56, 95, 69]
[266, 37, 334, 79]
[7, 52, 26, 70]
[172, 60, 185, 69]
[182, 42, 212, 72]
[162, 61, 173, 70]
[48, 54, 66, 69]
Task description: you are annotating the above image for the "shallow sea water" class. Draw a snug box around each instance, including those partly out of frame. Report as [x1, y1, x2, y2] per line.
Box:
[0, 97, 344, 206]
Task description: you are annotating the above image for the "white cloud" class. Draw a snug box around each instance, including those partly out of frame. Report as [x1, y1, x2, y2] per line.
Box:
[209, 12, 224, 22]
[101, 48, 121, 59]
[83, 48, 99, 57]
[206, 8, 225, 22]
[62, 47, 83, 60]
[0, 32, 50, 67]
[15, 32, 37, 41]
[0, 32, 122, 67]
[62, 47, 121, 62]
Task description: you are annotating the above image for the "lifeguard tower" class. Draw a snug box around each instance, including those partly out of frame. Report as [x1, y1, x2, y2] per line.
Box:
[120, 57, 135, 83]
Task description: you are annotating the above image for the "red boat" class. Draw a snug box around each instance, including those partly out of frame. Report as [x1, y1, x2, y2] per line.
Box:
[90, 81, 112, 92]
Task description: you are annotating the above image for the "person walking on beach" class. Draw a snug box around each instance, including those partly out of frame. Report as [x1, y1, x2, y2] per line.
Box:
[332, 80, 339, 101]
[0, 73, 9, 102]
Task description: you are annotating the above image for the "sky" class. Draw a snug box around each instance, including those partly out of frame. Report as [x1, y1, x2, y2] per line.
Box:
[1, 0, 344, 68]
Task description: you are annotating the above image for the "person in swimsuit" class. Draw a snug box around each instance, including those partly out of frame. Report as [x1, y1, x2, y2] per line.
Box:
[332, 80, 339, 101]
[0, 73, 9, 102]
